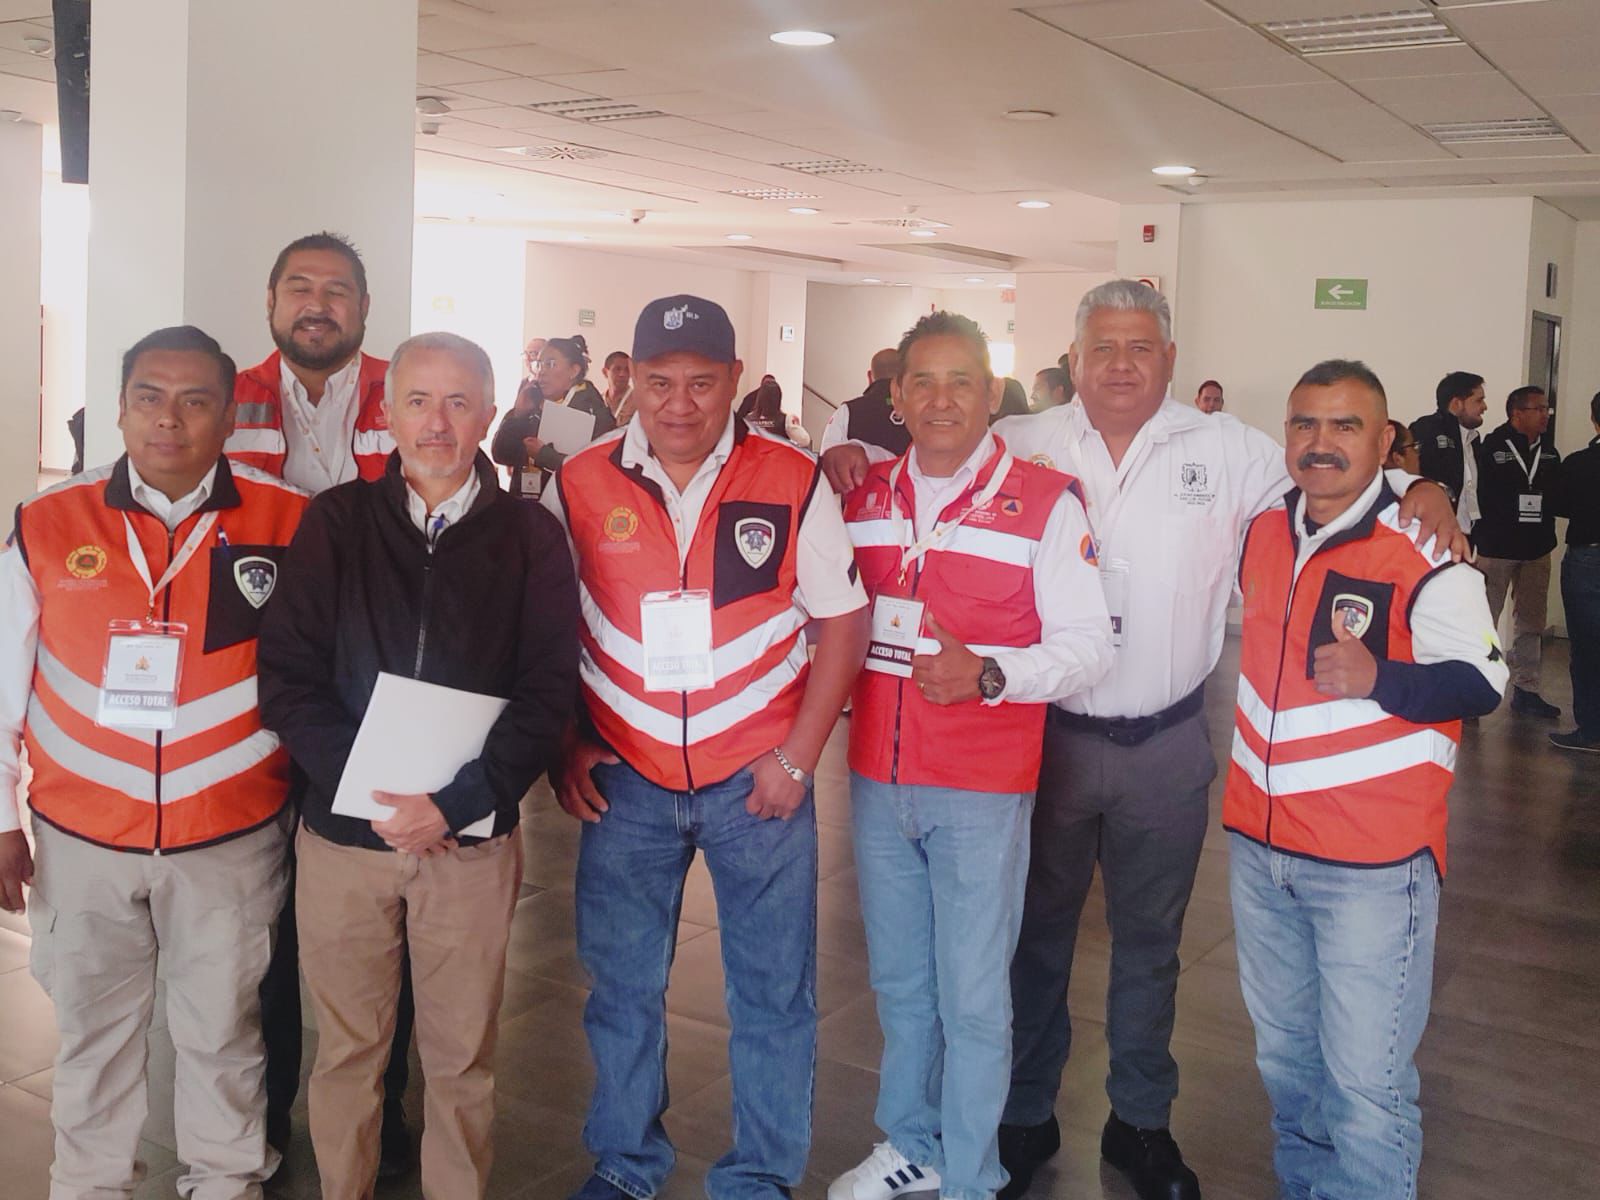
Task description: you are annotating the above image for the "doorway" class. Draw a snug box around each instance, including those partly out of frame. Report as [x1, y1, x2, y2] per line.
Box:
[1529, 310, 1561, 445]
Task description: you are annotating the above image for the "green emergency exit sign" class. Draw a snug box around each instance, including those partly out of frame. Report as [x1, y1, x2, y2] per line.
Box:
[1315, 278, 1368, 310]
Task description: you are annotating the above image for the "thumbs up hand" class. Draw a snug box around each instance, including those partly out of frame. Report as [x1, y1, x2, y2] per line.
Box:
[910, 611, 983, 705]
[1312, 614, 1379, 699]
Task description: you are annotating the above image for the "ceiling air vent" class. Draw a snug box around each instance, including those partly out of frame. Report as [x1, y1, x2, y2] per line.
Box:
[775, 158, 883, 176]
[861, 217, 950, 230]
[1422, 117, 1568, 144]
[525, 98, 666, 122]
[725, 187, 821, 200]
[505, 144, 608, 160]
[1261, 10, 1461, 54]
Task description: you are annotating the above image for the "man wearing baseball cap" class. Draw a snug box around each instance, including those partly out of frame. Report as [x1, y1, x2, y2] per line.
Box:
[543, 295, 870, 1200]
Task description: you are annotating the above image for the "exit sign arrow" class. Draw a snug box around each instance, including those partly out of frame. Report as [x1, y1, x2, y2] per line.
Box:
[1315, 277, 1368, 310]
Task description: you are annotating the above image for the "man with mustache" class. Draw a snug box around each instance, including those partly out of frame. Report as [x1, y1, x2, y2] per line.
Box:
[1226, 360, 1504, 1199]
[226, 232, 413, 1173]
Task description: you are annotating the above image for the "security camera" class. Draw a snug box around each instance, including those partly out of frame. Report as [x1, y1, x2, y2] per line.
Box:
[629, 209, 647, 224]
[420, 119, 441, 136]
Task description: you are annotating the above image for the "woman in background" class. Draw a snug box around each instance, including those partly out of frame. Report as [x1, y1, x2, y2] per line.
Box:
[492, 334, 613, 499]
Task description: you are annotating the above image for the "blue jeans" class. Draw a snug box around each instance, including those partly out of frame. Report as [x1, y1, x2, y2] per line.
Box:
[1228, 833, 1440, 1200]
[1562, 545, 1600, 736]
[576, 761, 818, 1200]
[851, 773, 1034, 1200]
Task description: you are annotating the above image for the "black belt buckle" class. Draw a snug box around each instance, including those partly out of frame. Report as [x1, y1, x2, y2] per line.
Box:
[1105, 716, 1157, 747]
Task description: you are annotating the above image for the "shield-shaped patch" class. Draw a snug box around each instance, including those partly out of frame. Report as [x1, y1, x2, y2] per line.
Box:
[734, 517, 776, 569]
[1331, 592, 1373, 638]
[233, 555, 278, 610]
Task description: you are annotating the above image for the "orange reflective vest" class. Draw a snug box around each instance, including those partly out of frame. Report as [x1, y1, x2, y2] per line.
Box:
[1224, 485, 1459, 873]
[843, 440, 1084, 792]
[559, 423, 820, 791]
[15, 456, 307, 852]
[226, 351, 392, 481]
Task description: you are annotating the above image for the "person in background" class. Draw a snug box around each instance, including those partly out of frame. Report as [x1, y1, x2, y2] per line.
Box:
[1549, 390, 1600, 752]
[819, 348, 910, 469]
[603, 350, 635, 424]
[522, 338, 548, 393]
[994, 378, 1030, 422]
[1225, 359, 1504, 1200]
[738, 375, 786, 435]
[1193, 379, 1224, 415]
[1030, 367, 1071, 412]
[491, 334, 614, 501]
[1411, 371, 1488, 534]
[1474, 385, 1562, 719]
[1384, 419, 1421, 474]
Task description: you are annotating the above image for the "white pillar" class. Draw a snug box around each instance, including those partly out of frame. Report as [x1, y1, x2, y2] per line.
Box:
[745, 273, 809, 417]
[84, 0, 418, 467]
[0, 119, 43, 515]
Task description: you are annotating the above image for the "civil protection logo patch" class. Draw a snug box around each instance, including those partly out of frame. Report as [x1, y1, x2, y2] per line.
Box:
[1332, 592, 1373, 638]
[66, 544, 107, 579]
[233, 556, 278, 609]
[734, 517, 777, 568]
[604, 506, 640, 542]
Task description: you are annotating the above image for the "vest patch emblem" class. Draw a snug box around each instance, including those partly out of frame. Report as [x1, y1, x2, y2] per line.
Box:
[604, 506, 640, 542]
[233, 556, 278, 609]
[1000, 497, 1023, 518]
[1181, 462, 1207, 490]
[1436, 434, 1452, 449]
[1332, 593, 1374, 638]
[1030, 453, 1055, 470]
[734, 517, 776, 568]
[66, 544, 107, 579]
[1079, 533, 1098, 566]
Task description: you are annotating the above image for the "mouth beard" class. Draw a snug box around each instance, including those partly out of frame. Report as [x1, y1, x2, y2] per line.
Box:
[273, 319, 363, 372]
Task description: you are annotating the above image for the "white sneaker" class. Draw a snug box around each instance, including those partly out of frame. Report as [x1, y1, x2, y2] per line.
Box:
[828, 1142, 940, 1200]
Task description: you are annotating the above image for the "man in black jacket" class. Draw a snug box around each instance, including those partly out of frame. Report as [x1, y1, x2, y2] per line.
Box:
[819, 347, 910, 491]
[257, 331, 579, 1199]
[1411, 371, 1488, 534]
[1549, 390, 1600, 751]
[1475, 386, 1562, 718]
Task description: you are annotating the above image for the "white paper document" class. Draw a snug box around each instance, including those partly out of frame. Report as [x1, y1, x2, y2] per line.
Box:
[538, 401, 599, 457]
[333, 672, 508, 840]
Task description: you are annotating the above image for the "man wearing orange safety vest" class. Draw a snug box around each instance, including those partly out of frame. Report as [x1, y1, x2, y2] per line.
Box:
[0, 326, 307, 1198]
[829, 312, 1114, 1200]
[225, 231, 414, 1170]
[1225, 360, 1506, 1200]
[546, 294, 870, 1200]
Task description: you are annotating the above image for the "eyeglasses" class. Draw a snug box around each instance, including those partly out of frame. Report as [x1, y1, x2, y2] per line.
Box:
[1517, 403, 1551, 413]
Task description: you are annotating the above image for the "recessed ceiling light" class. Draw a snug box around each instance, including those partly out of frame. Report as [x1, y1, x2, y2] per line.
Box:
[1152, 164, 1196, 177]
[771, 30, 834, 47]
[726, 233, 754, 241]
[1003, 109, 1055, 122]
[965, 277, 986, 284]
[1016, 200, 1051, 209]
[908, 229, 937, 238]
[21, 35, 51, 55]
[788, 206, 819, 215]
[862, 277, 882, 284]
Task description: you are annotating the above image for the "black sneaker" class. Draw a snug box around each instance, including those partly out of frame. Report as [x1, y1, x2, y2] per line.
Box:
[997, 1115, 1061, 1200]
[1550, 729, 1600, 753]
[1510, 688, 1561, 719]
[377, 1098, 415, 1180]
[1100, 1113, 1200, 1200]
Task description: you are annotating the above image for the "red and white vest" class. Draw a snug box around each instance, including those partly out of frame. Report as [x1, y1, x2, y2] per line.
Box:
[843, 439, 1085, 793]
[559, 423, 820, 791]
[15, 457, 307, 852]
[226, 351, 392, 481]
[1224, 486, 1460, 873]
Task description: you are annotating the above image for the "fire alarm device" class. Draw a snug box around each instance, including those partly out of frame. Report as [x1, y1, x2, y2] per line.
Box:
[1142, 224, 1156, 244]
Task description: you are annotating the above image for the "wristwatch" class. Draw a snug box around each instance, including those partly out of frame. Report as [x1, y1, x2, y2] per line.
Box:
[978, 656, 1006, 701]
[772, 746, 810, 785]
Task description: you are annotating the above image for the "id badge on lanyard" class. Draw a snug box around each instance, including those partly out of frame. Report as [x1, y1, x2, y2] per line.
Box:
[96, 511, 216, 731]
[1099, 558, 1129, 648]
[1507, 441, 1543, 523]
[639, 589, 715, 692]
[865, 595, 925, 677]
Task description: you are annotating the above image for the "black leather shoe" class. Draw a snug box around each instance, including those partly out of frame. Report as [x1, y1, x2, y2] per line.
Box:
[1511, 688, 1561, 719]
[997, 1114, 1060, 1200]
[377, 1099, 415, 1180]
[1100, 1113, 1200, 1200]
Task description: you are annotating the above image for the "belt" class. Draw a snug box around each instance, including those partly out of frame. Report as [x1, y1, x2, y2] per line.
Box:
[1047, 686, 1205, 748]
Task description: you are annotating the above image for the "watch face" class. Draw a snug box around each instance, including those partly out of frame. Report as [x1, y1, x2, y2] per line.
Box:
[979, 661, 1005, 699]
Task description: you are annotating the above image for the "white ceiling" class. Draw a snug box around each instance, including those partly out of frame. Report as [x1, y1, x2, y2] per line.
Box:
[4, 0, 1600, 285]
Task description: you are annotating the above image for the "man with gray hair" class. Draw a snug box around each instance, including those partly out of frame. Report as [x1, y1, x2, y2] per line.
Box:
[257, 332, 580, 1199]
[989, 281, 1464, 1200]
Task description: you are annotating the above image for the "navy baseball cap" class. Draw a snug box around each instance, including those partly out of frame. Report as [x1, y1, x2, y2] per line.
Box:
[632, 294, 737, 365]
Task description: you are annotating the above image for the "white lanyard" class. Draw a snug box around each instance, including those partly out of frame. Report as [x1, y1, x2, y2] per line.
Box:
[122, 511, 218, 618]
[888, 448, 1012, 583]
[1505, 438, 1542, 487]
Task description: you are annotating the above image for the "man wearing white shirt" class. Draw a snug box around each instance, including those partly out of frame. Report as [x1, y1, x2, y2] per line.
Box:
[987, 281, 1464, 1200]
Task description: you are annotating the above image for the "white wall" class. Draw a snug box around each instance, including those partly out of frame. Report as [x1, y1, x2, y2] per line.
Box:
[1014, 272, 1115, 386]
[412, 223, 528, 421]
[802, 283, 933, 438]
[1175, 197, 1534, 435]
[39, 169, 88, 473]
[0, 120, 42, 516]
[1564, 222, 1600, 452]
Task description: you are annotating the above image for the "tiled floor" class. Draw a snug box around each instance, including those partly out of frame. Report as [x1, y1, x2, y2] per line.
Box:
[2, 637, 1597, 1199]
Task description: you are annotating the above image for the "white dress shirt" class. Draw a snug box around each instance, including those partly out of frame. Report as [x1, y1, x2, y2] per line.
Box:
[1288, 471, 1506, 693]
[1459, 426, 1482, 531]
[0, 461, 222, 832]
[903, 432, 1113, 705]
[543, 418, 866, 620]
[404, 470, 481, 544]
[279, 355, 364, 494]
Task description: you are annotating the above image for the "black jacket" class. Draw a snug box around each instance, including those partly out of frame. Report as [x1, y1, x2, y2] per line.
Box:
[1410, 410, 1472, 504]
[1473, 422, 1561, 560]
[842, 378, 911, 456]
[492, 379, 614, 496]
[1550, 436, 1600, 547]
[257, 452, 579, 850]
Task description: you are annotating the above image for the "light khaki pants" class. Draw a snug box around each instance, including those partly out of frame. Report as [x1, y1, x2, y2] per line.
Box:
[28, 815, 289, 1200]
[295, 827, 522, 1200]
[1479, 553, 1552, 693]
